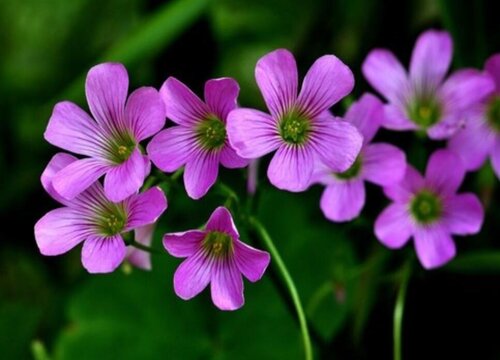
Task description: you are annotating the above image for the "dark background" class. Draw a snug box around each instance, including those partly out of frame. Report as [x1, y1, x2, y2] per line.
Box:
[1, 0, 500, 359]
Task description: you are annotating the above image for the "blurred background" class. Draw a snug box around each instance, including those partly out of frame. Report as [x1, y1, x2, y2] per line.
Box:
[1, 0, 500, 358]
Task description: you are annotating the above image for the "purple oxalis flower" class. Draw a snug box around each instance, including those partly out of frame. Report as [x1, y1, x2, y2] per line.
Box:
[312, 93, 407, 222]
[163, 207, 270, 311]
[34, 153, 167, 273]
[147, 78, 249, 199]
[448, 54, 500, 178]
[363, 30, 495, 139]
[226, 49, 363, 192]
[375, 149, 484, 269]
[45, 63, 165, 203]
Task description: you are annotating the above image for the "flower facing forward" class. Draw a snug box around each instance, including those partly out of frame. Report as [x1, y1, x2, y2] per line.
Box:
[227, 49, 363, 192]
[44, 63, 165, 202]
[375, 150, 484, 269]
[34, 153, 167, 273]
[312, 94, 406, 222]
[448, 54, 500, 178]
[163, 207, 270, 310]
[363, 30, 494, 139]
[147, 78, 249, 199]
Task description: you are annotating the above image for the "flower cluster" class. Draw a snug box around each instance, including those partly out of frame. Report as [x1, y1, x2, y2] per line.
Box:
[35, 29, 497, 311]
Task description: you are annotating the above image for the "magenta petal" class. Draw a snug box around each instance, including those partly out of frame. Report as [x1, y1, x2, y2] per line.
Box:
[41, 153, 78, 204]
[184, 150, 219, 199]
[35, 208, 91, 256]
[125, 87, 165, 141]
[485, 54, 500, 89]
[491, 138, 500, 179]
[160, 77, 209, 126]
[320, 180, 365, 222]
[226, 108, 281, 159]
[147, 126, 197, 172]
[81, 235, 126, 273]
[125, 187, 167, 230]
[255, 49, 298, 118]
[104, 148, 145, 202]
[52, 157, 108, 200]
[85, 63, 128, 131]
[410, 30, 452, 89]
[233, 239, 270, 282]
[363, 143, 406, 186]
[127, 224, 154, 270]
[173, 251, 212, 300]
[220, 144, 249, 169]
[414, 225, 456, 269]
[163, 230, 205, 258]
[384, 165, 424, 202]
[210, 259, 244, 311]
[45, 101, 107, 158]
[344, 93, 384, 143]
[205, 206, 239, 239]
[427, 113, 467, 140]
[267, 145, 314, 192]
[374, 204, 413, 249]
[297, 55, 354, 118]
[444, 193, 484, 235]
[425, 149, 465, 195]
[383, 104, 418, 130]
[204, 78, 239, 121]
[362, 49, 409, 104]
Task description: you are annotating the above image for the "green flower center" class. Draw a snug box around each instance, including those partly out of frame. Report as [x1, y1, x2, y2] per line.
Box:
[486, 95, 500, 132]
[109, 132, 136, 164]
[335, 156, 363, 180]
[96, 205, 127, 236]
[202, 231, 233, 258]
[409, 190, 442, 224]
[407, 97, 441, 128]
[279, 110, 311, 145]
[197, 115, 227, 150]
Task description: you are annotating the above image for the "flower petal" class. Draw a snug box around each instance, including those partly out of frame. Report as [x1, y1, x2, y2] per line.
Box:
[320, 180, 365, 222]
[41, 153, 78, 205]
[205, 206, 239, 239]
[383, 104, 418, 130]
[427, 113, 467, 140]
[173, 250, 212, 300]
[52, 157, 108, 200]
[220, 144, 250, 169]
[124, 87, 165, 141]
[233, 239, 270, 282]
[211, 258, 244, 311]
[81, 235, 126, 273]
[160, 77, 209, 126]
[374, 204, 413, 249]
[344, 93, 384, 143]
[444, 193, 484, 235]
[104, 148, 146, 202]
[147, 126, 197, 172]
[267, 144, 314, 192]
[491, 137, 500, 179]
[226, 108, 281, 159]
[485, 53, 500, 90]
[204, 78, 239, 121]
[85, 63, 128, 132]
[163, 230, 205, 258]
[255, 49, 298, 118]
[126, 224, 154, 270]
[297, 55, 354, 118]
[410, 30, 452, 90]
[413, 225, 456, 269]
[34, 207, 91, 256]
[425, 149, 465, 195]
[362, 49, 409, 104]
[184, 150, 219, 199]
[362, 143, 406, 186]
[125, 187, 167, 230]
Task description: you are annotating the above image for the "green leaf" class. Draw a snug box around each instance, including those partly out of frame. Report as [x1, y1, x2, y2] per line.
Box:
[445, 251, 500, 274]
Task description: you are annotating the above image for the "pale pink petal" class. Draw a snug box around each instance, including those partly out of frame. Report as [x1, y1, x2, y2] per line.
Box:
[210, 258, 244, 311]
[104, 148, 146, 202]
[384, 104, 419, 130]
[374, 204, 413, 249]
[205, 206, 239, 239]
[485, 54, 500, 89]
[125, 187, 167, 230]
[126, 224, 155, 270]
[163, 230, 205, 258]
[425, 149, 465, 195]
[413, 225, 456, 269]
[444, 193, 484, 235]
[81, 235, 126, 273]
[124, 87, 165, 141]
[491, 137, 500, 179]
[183, 150, 219, 199]
[320, 180, 365, 222]
[384, 165, 424, 202]
[267, 145, 314, 192]
[362, 143, 406, 186]
[220, 144, 250, 169]
[233, 239, 270, 282]
[344, 93, 384, 143]
[204, 78, 239, 121]
[41, 153, 78, 205]
[173, 250, 212, 300]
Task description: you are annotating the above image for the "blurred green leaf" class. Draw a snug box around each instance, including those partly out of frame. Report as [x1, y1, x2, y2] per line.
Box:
[445, 251, 500, 274]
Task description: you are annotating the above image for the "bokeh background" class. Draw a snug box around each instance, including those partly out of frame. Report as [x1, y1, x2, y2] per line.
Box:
[1, 0, 500, 359]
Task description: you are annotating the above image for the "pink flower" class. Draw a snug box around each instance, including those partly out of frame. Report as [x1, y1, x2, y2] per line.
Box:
[163, 207, 270, 311]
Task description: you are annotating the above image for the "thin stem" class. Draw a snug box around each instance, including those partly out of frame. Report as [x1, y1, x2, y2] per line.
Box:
[249, 216, 313, 360]
[394, 261, 411, 360]
[130, 240, 163, 255]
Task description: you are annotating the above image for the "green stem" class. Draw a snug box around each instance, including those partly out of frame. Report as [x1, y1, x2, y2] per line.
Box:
[130, 240, 163, 255]
[249, 217, 313, 360]
[394, 261, 411, 360]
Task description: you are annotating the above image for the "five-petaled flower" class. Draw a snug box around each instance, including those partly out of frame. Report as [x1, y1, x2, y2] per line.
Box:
[34, 153, 167, 273]
[163, 206, 270, 311]
[45, 63, 165, 203]
[227, 49, 363, 192]
[363, 30, 494, 139]
[375, 149, 484, 269]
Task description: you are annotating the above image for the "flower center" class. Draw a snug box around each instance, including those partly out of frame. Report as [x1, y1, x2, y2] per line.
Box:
[409, 190, 442, 224]
[109, 132, 136, 164]
[202, 231, 233, 258]
[96, 205, 127, 236]
[486, 95, 500, 132]
[279, 110, 311, 145]
[335, 156, 362, 180]
[197, 115, 227, 150]
[407, 97, 441, 128]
